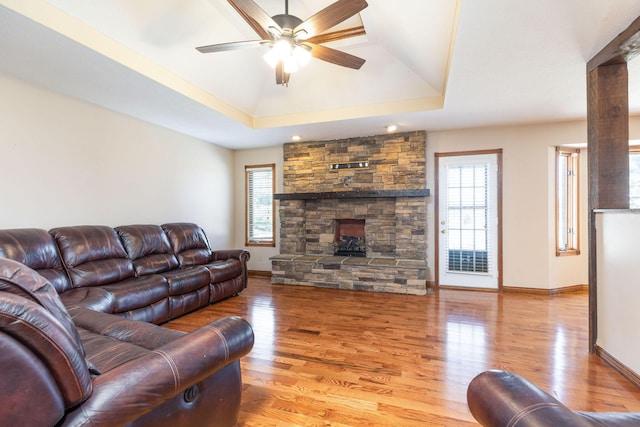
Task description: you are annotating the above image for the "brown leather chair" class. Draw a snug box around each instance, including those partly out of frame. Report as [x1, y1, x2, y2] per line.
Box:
[0, 257, 254, 426]
[467, 370, 640, 426]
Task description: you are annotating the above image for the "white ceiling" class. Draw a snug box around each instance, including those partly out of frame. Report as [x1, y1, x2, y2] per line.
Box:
[0, 0, 639, 149]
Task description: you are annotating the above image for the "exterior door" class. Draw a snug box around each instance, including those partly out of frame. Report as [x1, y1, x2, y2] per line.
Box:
[436, 151, 501, 289]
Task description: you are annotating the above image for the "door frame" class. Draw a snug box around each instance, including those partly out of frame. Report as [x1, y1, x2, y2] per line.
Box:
[434, 149, 503, 290]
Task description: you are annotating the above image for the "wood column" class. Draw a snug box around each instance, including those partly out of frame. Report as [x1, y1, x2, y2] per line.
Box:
[587, 62, 629, 352]
[587, 63, 629, 209]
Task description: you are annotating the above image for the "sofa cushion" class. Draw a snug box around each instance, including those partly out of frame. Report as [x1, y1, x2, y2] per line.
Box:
[97, 274, 168, 314]
[208, 259, 243, 283]
[162, 266, 211, 296]
[116, 224, 179, 275]
[0, 228, 72, 293]
[78, 328, 156, 373]
[50, 226, 135, 288]
[162, 222, 213, 267]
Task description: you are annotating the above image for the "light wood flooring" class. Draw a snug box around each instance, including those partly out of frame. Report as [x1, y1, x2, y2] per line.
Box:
[164, 278, 640, 426]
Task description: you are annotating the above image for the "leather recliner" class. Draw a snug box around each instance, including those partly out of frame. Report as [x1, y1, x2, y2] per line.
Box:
[467, 370, 640, 426]
[0, 257, 254, 426]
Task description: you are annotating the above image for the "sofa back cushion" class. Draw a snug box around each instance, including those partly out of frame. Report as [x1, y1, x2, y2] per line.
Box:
[0, 258, 92, 406]
[116, 225, 179, 275]
[162, 223, 213, 267]
[0, 228, 72, 293]
[50, 226, 135, 288]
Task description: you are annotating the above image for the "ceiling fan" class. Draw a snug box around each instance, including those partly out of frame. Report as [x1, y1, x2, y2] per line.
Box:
[196, 0, 368, 86]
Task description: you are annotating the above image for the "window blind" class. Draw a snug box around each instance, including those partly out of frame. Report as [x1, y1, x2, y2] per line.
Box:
[246, 166, 274, 244]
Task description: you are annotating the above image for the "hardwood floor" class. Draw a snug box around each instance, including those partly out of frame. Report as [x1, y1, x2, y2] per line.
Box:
[164, 278, 640, 426]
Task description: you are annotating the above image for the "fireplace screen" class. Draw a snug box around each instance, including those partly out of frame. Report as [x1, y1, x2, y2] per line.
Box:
[334, 219, 366, 257]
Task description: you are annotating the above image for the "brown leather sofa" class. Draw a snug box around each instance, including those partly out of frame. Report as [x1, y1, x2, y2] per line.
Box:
[467, 370, 640, 426]
[0, 223, 249, 323]
[0, 223, 254, 426]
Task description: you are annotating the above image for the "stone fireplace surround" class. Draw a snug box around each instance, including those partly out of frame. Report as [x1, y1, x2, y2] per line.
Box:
[271, 131, 430, 295]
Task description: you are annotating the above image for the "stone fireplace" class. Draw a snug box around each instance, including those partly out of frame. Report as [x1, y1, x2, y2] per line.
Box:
[271, 131, 430, 295]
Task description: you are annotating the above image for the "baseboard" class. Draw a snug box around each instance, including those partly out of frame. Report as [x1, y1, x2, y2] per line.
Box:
[596, 345, 640, 390]
[248, 270, 272, 278]
[502, 284, 588, 295]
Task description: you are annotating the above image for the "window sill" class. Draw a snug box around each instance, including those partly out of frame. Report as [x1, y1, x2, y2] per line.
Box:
[556, 249, 580, 257]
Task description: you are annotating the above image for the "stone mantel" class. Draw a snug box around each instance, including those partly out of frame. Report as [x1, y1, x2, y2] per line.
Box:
[274, 189, 430, 201]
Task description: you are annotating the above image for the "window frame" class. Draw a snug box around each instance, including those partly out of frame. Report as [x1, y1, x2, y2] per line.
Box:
[629, 146, 640, 209]
[245, 163, 276, 247]
[555, 147, 580, 256]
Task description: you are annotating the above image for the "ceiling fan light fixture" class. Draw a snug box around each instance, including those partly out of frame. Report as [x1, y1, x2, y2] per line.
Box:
[293, 45, 311, 67]
[283, 55, 299, 73]
[263, 39, 292, 68]
[264, 40, 311, 73]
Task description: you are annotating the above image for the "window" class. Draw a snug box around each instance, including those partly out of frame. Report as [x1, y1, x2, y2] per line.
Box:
[630, 147, 640, 208]
[556, 148, 580, 255]
[446, 162, 489, 273]
[245, 164, 275, 246]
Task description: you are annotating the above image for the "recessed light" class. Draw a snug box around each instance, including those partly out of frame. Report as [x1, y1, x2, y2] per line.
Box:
[292, 135, 301, 141]
[386, 125, 397, 133]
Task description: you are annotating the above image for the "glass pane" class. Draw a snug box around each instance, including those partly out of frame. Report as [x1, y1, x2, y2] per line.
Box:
[448, 209, 461, 229]
[474, 209, 487, 230]
[460, 167, 474, 186]
[460, 229, 474, 250]
[475, 230, 487, 250]
[448, 167, 461, 187]
[448, 229, 461, 250]
[448, 188, 461, 206]
[461, 209, 474, 228]
[461, 188, 474, 206]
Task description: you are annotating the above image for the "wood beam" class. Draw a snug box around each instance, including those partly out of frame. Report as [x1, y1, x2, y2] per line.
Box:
[587, 15, 640, 72]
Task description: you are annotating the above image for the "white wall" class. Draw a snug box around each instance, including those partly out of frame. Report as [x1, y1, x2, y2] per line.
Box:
[0, 73, 235, 248]
[233, 146, 284, 271]
[596, 211, 640, 375]
[427, 121, 589, 289]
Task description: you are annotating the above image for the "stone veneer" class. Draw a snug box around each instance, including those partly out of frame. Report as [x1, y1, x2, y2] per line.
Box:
[271, 131, 429, 295]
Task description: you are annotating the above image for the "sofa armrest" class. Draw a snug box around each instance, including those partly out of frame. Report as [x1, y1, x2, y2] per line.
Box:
[61, 316, 254, 427]
[211, 249, 250, 263]
[467, 370, 594, 427]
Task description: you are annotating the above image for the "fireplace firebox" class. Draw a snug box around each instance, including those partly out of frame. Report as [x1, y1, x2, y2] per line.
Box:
[334, 219, 365, 257]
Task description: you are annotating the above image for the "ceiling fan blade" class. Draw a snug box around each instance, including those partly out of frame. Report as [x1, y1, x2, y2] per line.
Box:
[228, 0, 281, 40]
[196, 39, 267, 53]
[275, 62, 291, 86]
[294, 0, 368, 40]
[305, 26, 366, 45]
[304, 42, 365, 69]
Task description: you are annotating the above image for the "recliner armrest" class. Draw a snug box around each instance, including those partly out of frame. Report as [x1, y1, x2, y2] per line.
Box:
[467, 370, 593, 427]
[61, 316, 254, 426]
[211, 249, 250, 263]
